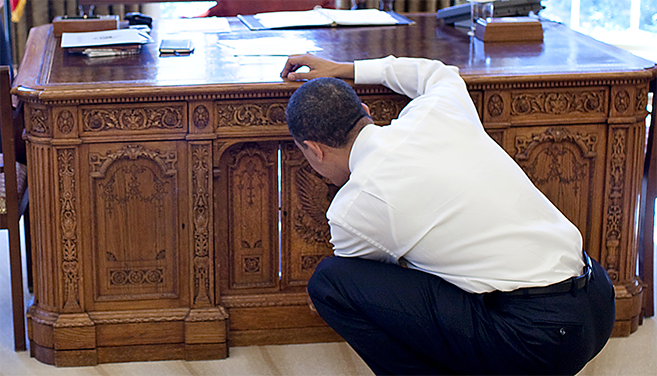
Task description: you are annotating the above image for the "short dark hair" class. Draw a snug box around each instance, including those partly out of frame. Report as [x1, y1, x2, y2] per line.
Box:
[286, 77, 367, 148]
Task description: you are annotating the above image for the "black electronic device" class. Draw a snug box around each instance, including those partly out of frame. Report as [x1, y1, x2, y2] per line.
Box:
[125, 12, 153, 29]
[436, 0, 544, 25]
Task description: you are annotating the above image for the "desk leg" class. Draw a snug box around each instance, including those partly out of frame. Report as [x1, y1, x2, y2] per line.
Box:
[640, 79, 657, 318]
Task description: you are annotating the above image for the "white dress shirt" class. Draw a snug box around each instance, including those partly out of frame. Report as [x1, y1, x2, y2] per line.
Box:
[326, 56, 585, 294]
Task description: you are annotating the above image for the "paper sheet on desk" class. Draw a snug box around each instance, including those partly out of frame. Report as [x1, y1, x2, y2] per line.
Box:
[218, 36, 322, 56]
[160, 17, 231, 34]
[61, 29, 152, 48]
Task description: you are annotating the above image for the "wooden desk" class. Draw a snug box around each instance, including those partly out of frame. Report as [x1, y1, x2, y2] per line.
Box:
[13, 14, 656, 366]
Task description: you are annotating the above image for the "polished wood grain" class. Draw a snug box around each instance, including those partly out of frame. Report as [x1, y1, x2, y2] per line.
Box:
[13, 14, 656, 366]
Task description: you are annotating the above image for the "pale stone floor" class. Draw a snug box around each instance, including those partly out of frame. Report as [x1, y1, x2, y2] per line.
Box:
[1, 225, 655, 375]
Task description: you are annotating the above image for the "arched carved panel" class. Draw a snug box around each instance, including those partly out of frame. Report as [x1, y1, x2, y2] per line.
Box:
[218, 142, 279, 291]
[89, 143, 180, 301]
[280, 142, 336, 289]
[514, 126, 601, 252]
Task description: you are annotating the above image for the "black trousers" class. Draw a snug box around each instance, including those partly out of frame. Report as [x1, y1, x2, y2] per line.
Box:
[307, 256, 615, 375]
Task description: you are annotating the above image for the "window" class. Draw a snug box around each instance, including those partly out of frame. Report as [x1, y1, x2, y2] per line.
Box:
[540, 0, 657, 62]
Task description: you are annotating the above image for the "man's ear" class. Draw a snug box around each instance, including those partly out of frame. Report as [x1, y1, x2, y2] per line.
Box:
[361, 102, 371, 116]
[303, 140, 325, 161]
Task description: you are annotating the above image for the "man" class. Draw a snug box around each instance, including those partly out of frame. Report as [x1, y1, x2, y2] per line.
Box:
[281, 54, 615, 375]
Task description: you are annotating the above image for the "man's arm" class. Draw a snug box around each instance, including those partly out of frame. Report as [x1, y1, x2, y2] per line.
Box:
[281, 54, 354, 81]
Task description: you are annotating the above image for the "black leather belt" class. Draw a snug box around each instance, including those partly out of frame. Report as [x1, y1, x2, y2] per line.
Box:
[495, 254, 592, 297]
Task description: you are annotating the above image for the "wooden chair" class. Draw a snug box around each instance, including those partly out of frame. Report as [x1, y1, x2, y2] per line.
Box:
[1, 65, 30, 351]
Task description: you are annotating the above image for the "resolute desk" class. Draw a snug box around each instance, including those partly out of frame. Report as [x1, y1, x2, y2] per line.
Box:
[13, 14, 656, 366]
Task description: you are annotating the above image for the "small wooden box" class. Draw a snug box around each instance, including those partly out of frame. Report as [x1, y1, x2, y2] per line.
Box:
[475, 17, 543, 43]
[52, 15, 120, 37]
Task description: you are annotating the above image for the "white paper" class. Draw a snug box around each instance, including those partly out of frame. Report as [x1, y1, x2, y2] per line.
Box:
[253, 8, 399, 29]
[159, 17, 232, 34]
[61, 29, 151, 48]
[317, 8, 398, 25]
[254, 10, 333, 29]
[218, 36, 322, 56]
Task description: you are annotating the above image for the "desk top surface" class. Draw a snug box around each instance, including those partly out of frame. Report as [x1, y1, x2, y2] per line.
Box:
[14, 13, 656, 99]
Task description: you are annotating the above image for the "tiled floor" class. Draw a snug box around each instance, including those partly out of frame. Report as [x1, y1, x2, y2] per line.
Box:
[1, 225, 655, 375]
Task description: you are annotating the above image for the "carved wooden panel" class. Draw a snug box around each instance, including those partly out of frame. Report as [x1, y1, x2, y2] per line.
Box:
[57, 148, 83, 313]
[215, 141, 280, 293]
[361, 95, 410, 125]
[25, 103, 52, 137]
[190, 142, 214, 307]
[483, 87, 609, 125]
[280, 142, 336, 290]
[510, 125, 606, 260]
[86, 142, 183, 302]
[216, 100, 287, 128]
[80, 102, 187, 136]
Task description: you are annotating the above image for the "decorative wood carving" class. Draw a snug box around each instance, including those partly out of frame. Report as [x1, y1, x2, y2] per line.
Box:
[82, 106, 184, 131]
[510, 90, 605, 115]
[614, 90, 631, 113]
[88, 308, 190, 324]
[191, 143, 212, 306]
[222, 142, 279, 290]
[89, 144, 177, 178]
[109, 268, 164, 285]
[301, 255, 328, 271]
[58, 149, 81, 312]
[636, 86, 648, 112]
[216, 102, 287, 127]
[88, 143, 180, 301]
[193, 105, 210, 129]
[514, 126, 600, 253]
[280, 142, 336, 289]
[30, 106, 50, 134]
[294, 165, 334, 248]
[487, 94, 504, 117]
[57, 110, 75, 134]
[604, 128, 627, 282]
[363, 98, 409, 125]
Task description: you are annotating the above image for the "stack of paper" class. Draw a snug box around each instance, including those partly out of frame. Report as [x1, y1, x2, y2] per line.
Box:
[61, 29, 153, 57]
[239, 8, 413, 30]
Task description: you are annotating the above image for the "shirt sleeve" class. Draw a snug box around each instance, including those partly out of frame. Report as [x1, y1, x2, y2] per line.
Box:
[354, 55, 464, 100]
[329, 218, 399, 264]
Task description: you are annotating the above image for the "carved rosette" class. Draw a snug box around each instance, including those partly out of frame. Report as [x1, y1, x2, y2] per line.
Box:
[30, 107, 49, 134]
[193, 105, 210, 129]
[487, 94, 504, 117]
[216, 103, 286, 127]
[82, 106, 184, 131]
[244, 256, 261, 273]
[191, 144, 212, 305]
[604, 129, 626, 282]
[614, 90, 630, 113]
[57, 110, 75, 134]
[58, 149, 81, 311]
[109, 268, 164, 285]
[510, 90, 605, 115]
[301, 255, 328, 270]
[365, 99, 407, 124]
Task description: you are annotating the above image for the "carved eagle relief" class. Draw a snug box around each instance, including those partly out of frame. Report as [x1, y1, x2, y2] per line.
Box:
[294, 164, 337, 248]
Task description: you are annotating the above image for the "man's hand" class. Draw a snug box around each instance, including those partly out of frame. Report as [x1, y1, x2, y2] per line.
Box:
[281, 54, 354, 81]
